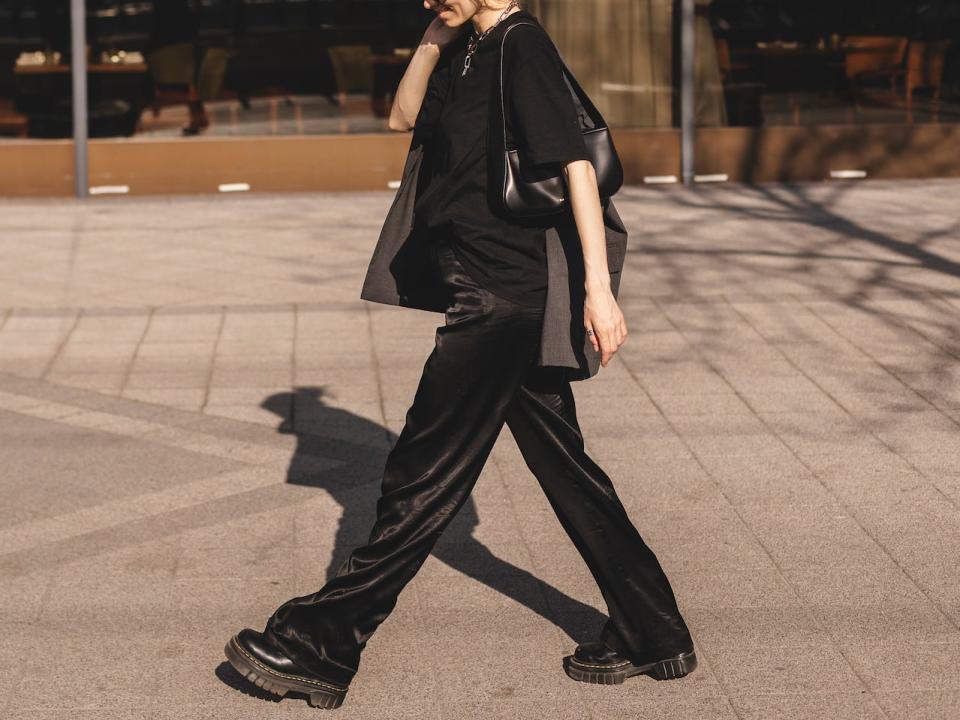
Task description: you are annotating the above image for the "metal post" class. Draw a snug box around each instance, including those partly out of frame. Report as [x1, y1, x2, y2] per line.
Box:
[680, 0, 695, 186]
[70, 0, 88, 198]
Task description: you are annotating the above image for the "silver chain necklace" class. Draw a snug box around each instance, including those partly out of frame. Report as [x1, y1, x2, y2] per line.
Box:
[461, 1, 520, 77]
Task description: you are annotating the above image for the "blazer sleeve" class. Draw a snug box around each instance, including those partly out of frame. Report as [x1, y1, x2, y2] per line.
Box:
[504, 27, 592, 170]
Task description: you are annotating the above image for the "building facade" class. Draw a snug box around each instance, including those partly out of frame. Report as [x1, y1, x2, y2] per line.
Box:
[2, 0, 959, 196]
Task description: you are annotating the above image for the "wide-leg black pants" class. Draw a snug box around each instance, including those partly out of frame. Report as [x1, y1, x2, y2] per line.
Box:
[263, 237, 693, 687]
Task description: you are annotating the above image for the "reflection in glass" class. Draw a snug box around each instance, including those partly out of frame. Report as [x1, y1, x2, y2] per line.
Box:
[531, 0, 678, 128]
[1, 1, 72, 139]
[705, 0, 960, 127]
[0, 1, 434, 140]
[694, 0, 727, 126]
[2, 1, 688, 140]
[84, 0, 432, 138]
[7, 1, 958, 143]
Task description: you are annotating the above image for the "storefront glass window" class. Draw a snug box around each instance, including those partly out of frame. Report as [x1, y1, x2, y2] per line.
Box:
[532, 0, 678, 129]
[68, 0, 680, 140]
[701, 0, 960, 127]
[79, 0, 434, 138]
[1, 1, 73, 139]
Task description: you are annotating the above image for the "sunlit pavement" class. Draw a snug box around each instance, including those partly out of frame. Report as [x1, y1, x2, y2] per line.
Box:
[2, 179, 959, 719]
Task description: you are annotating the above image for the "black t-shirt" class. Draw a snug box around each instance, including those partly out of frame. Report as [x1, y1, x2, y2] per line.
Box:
[412, 10, 591, 308]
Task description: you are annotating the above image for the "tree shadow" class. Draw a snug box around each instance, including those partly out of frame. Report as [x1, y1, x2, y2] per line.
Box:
[260, 386, 605, 644]
[611, 161, 960, 442]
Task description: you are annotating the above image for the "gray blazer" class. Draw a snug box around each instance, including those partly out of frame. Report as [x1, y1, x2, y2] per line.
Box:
[359, 136, 628, 381]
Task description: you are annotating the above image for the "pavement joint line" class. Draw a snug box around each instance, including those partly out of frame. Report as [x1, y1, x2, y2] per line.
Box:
[481, 448, 681, 716]
[486, 451, 560, 619]
[38, 307, 81, 380]
[0, 385, 295, 465]
[937, 291, 960, 314]
[363, 300, 390, 432]
[814, 291, 960, 360]
[199, 306, 227, 412]
[4, 285, 960, 321]
[640, 296, 889, 714]
[43, 408, 168, 435]
[0, 301, 361, 320]
[7, 387, 383, 473]
[616, 307, 837, 707]
[2, 186, 960, 714]
[118, 306, 156, 398]
[0, 463, 331, 557]
[718, 295, 960, 633]
[137, 425, 294, 465]
[0, 371, 383, 466]
[0, 368, 276, 435]
[11, 400, 88, 421]
[790, 296, 960, 500]
[0, 389, 49, 412]
[290, 303, 300, 427]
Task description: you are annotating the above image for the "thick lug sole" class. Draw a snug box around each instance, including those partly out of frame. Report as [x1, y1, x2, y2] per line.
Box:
[224, 635, 348, 709]
[563, 649, 697, 685]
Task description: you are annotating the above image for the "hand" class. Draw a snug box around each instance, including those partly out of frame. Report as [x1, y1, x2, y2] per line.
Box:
[422, 1, 467, 49]
[584, 285, 627, 368]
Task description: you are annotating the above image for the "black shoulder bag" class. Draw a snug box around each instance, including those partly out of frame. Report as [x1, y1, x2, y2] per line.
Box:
[494, 21, 624, 219]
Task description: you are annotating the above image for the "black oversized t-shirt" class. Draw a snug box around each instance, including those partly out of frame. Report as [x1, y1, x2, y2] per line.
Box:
[412, 10, 591, 308]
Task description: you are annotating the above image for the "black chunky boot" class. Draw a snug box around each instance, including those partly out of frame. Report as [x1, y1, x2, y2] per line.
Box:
[563, 641, 697, 685]
[224, 628, 349, 709]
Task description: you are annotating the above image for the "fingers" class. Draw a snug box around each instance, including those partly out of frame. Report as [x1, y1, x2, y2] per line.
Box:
[594, 318, 628, 368]
[586, 325, 600, 354]
[598, 326, 617, 367]
[585, 298, 628, 369]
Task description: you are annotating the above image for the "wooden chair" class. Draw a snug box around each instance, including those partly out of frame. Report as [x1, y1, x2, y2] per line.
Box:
[714, 37, 765, 126]
[0, 98, 28, 138]
[844, 36, 909, 96]
[906, 40, 952, 102]
[144, 43, 209, 134]
[327, 45, 374, 107]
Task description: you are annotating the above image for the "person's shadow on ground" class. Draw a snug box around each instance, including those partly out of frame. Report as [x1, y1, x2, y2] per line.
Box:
[260, 386, 605, 644]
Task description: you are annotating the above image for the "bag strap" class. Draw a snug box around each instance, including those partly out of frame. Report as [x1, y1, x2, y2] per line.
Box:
[497, 20, 606, 152]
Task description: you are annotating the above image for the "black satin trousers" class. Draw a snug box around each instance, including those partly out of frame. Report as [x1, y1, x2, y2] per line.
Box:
[263, 237, 693, 688]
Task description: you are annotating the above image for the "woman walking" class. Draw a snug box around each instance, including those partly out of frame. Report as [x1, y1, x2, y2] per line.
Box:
[225, 1, 695, 709]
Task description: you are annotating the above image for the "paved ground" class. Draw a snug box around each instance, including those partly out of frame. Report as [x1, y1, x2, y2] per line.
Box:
[1, 179, 960, 720]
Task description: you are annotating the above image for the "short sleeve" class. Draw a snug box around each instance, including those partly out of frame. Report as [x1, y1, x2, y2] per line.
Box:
[505, 27, 591, 169]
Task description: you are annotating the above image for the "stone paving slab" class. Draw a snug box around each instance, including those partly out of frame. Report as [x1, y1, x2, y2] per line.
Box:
[1, 179, 960, 719]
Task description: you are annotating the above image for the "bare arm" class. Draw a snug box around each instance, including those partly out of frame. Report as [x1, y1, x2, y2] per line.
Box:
[388, 4, 464, 131]
[387, 42, 440, 131]
[563, 160, 628, 367]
